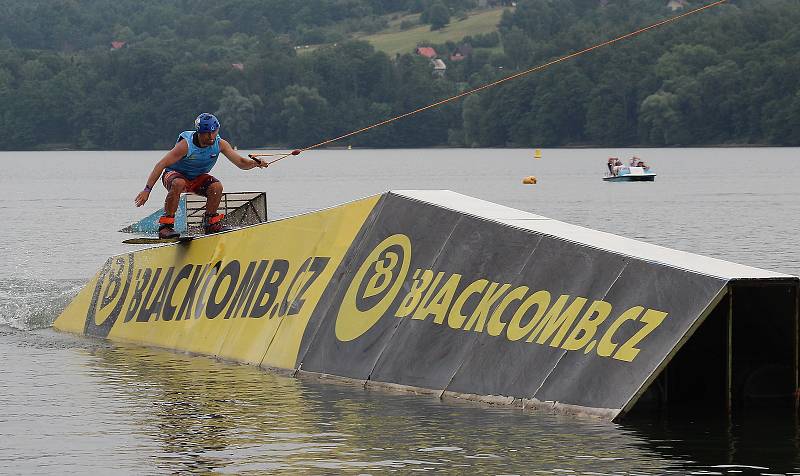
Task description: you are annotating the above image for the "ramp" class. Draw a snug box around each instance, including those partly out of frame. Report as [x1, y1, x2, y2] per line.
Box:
[57, 191, 799, 420]
[185, 191, 267, 232]
[120, 192, 267, 234]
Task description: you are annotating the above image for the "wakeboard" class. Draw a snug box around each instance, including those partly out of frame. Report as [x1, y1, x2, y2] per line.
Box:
[122, 236, 195, 245]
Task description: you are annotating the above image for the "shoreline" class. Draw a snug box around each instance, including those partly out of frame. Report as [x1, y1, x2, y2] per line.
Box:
[8, 143, 797, 152]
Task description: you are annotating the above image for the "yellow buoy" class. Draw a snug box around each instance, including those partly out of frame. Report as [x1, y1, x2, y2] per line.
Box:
[534, 149, 542, 159]
[522, 176, 538, 184]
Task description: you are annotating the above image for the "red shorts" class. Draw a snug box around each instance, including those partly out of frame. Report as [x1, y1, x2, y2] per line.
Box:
[162, 171, 219, 196]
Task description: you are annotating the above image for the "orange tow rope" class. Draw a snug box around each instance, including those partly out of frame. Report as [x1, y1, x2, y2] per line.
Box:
[250, 0, 728, 166]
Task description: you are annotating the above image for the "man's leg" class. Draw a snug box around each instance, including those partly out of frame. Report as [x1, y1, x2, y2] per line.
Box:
[159, 176, 186, 239]
[164, 178, 186, 214]
[204, 181, 223, 215]
[201, 181, 230, 234]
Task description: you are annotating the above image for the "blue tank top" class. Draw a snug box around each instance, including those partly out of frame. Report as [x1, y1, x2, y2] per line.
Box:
[165, 131, 221, 180]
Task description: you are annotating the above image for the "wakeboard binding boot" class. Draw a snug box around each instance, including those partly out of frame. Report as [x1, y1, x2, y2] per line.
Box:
[203, 212, 231, 234]
[158, 214, 180, 240]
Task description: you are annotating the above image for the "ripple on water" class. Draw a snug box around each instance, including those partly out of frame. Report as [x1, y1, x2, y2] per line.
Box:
[0, 278, 84, 330]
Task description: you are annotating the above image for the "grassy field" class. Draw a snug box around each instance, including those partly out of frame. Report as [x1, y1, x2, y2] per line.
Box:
[359, 7, 510, 56]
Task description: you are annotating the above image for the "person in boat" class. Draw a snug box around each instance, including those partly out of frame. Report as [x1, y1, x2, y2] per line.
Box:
[608, 157, 623, 176]
[630, 156, 648, 168]
[608, 157, 621, 175]
[631, 156, 649, 171]
[133, 113, 267, 239]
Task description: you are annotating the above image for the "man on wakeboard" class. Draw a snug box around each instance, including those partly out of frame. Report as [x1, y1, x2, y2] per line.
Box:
[134, 113, 267, 239]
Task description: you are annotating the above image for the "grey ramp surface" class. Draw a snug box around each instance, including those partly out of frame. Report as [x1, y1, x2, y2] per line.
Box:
[444, 236, 630, 400]
[298, 194, 461, 379]
[393, 190, 792, 280]
[369, 213, 537, 390]
[296, 191, 789, 419]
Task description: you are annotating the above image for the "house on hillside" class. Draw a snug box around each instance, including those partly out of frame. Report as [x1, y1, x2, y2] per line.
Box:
[450, 44, 473, 61]
[110, 41, 127, 50]
[415, 47, 437, 59]
[414, 46, 446, 77]
[432, 58, 446, 77]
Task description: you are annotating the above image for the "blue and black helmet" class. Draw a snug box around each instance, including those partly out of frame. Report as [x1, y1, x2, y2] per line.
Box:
[194, 113, 220, 133]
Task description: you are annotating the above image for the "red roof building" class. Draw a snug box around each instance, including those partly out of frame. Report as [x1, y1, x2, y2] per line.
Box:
[111, 41, 126, 50]
[415, 47, 437, 59]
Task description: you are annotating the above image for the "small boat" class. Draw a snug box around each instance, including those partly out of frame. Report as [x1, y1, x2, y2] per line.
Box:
[603, 166, 656, 182]
[603, 157, 656, 182]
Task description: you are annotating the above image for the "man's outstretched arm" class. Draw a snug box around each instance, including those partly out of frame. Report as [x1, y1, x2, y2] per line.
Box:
[134, 140, 188, 207]
[220, 139, 267, 170]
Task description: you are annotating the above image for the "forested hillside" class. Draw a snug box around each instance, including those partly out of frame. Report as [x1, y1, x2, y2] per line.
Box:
[0, 0, 797, 149]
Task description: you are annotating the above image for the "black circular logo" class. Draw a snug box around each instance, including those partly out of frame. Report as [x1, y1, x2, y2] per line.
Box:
[85, 254, 134, 337]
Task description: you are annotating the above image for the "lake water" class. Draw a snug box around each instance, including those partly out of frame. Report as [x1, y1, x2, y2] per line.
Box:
[1, 148, 798, 474]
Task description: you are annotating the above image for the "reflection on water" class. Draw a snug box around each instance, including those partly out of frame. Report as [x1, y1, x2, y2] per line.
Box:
[67, 340, 680, 474]
[2, 328, 797, 474]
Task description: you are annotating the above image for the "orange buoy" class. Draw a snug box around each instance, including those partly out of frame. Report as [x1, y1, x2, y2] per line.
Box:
[522, 176, 538, 184]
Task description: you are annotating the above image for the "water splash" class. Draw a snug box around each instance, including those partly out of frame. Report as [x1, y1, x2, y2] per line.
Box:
[0, 278, 85, 330]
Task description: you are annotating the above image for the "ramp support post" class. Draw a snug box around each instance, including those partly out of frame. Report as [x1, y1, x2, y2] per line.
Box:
[726, 286, 733, 415]
[795, 283, 799, 411]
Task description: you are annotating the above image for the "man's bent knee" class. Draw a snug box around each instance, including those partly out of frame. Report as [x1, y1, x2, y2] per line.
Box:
[207, 181, 223, 194]
[170, 178, 187, 193]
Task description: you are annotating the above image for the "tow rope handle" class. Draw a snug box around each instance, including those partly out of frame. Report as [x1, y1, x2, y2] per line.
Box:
[249, 149, 302, 165]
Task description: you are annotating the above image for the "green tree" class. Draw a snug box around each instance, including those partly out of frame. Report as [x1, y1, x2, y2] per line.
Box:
[502, 27, 533, 69]
[279, 85, 330, 146]
[427, 2, 450, 31]
[216, 86, 264, 147]
[655, 44, 722, 79]
[461, 94, 483, 147]
[764, 90, 800, 146]
[639, 91, 687, 145]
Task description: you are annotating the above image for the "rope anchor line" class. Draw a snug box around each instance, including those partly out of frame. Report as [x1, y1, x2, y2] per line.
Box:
[250, 0, 728, 166]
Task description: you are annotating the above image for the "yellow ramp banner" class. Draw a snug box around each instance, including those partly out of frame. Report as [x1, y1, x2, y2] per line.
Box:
[55, 195, 380, 370]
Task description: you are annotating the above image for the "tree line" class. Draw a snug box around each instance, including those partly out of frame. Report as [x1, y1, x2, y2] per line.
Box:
[0, 0, 798, 150]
